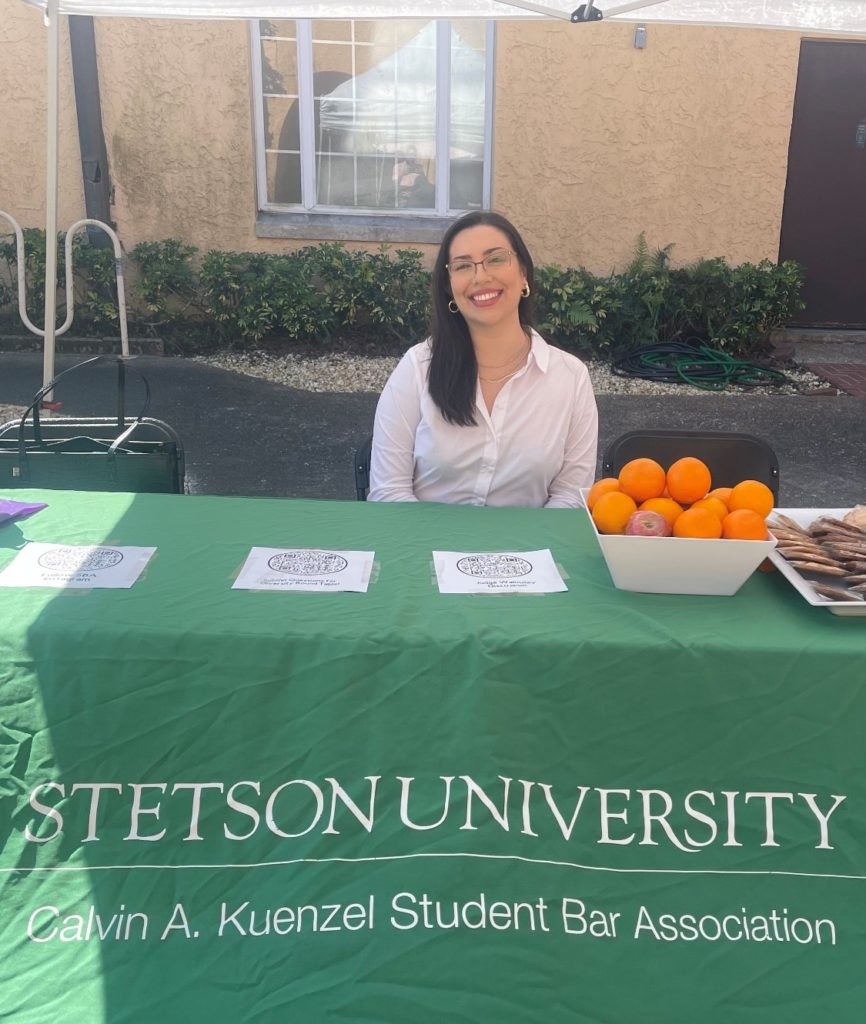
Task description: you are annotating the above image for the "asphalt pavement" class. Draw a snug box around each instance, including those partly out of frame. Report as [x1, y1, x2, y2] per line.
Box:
[0, 351, 863, 507]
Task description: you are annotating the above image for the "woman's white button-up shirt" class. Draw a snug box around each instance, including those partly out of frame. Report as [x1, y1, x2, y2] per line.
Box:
[369, 332, 598, 508]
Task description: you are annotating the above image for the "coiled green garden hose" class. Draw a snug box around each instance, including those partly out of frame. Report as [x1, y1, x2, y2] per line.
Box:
[612, 342, 790, 392]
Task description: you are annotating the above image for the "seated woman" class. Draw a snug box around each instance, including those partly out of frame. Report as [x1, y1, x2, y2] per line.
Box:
[368, 211, 598, 508]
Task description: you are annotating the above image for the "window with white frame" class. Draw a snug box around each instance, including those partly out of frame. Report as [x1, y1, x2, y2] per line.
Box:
[252, 19, 493, 218]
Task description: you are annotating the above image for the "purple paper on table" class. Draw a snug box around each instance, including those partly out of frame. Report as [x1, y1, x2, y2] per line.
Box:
[0, 498, 48, 527]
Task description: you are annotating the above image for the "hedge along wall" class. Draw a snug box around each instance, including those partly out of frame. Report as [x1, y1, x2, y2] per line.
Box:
[0, 233, 804, 359]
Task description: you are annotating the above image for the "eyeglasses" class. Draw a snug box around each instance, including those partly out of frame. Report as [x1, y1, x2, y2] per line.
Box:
[446, 249, 515, 276]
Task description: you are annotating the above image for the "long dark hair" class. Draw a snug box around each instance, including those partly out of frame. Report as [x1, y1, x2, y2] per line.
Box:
[428, 211, 536, 426]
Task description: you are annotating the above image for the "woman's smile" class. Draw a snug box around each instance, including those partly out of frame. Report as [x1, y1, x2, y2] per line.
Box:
[467, 288, 503, 307]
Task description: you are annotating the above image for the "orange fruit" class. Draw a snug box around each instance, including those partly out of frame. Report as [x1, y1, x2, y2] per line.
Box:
[690, 496, 729, 521]
[722, 508, 769, 540]
[592, 491, 638, 535]
[707, 486, 733, 509]
[618, 458, 666, 503]
[639, 496, 684, 529]
[666, 457, 712, 505]
[586, 477, 621, 511]
[673, 507, 723, 539]
[727, 480, 774, 519]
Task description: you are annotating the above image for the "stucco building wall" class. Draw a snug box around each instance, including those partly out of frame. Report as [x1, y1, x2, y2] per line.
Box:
[95, 16, 259, 253]
[0, 4, 803, 275]
[495, 20, 801, 270]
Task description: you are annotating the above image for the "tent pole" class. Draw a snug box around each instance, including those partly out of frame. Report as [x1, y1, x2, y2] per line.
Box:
[493, 0, 575, 18]
[42, 0, 60, 400]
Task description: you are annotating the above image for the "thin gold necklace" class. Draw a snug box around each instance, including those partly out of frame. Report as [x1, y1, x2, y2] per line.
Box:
[478, 342, 530, 383]
[477, 347, 526, 371]
[474, 339, 528, 372]
[479, 366, 522, 384]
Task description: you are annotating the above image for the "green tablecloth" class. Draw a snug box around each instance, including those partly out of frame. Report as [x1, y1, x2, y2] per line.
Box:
[0, 490, 863, 1023]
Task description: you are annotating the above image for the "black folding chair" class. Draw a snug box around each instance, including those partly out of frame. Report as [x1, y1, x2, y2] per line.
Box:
[601, 430, 780, 501]
[353, 435, 373, 501]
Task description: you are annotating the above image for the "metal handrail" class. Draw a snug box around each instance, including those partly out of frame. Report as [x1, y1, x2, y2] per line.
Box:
[0, 210, 128, 357]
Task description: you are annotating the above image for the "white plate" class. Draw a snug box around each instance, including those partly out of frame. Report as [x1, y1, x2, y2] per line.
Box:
[768, 507, 866, 616]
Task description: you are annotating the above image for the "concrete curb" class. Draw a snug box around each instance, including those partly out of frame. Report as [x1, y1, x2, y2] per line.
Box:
[0, 335, 164, 356]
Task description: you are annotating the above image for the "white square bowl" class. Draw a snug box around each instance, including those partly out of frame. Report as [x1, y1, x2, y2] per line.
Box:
[581, 491, 777, 596]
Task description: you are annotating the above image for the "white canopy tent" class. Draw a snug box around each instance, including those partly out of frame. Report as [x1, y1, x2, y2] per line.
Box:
[22, 0, 576, 17]
[17, 0, 866, 393]
[23, 0, 866, 31]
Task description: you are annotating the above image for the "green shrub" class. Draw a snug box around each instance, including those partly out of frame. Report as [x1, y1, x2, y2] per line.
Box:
[533, 264, 600, 354]
[198, 249, 339, 344]
[196, 243, 430, 347]
[534, 261, 679, 359]
[69, 234, 120, 330]
[535, 239, 804, 359]
[703, 259, 804, 354]
[306, 243, 429, 343]
[128, 239, 199, 326]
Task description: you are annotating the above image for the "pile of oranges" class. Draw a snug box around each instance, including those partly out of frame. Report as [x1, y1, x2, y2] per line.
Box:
[588, 456, 775, 539]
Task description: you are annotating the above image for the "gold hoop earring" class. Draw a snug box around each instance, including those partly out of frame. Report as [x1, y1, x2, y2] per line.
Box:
[448, 300, 460, 314]
[521, 282, 531, 298]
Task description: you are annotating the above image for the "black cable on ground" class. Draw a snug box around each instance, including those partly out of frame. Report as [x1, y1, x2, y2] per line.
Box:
[612, 341, 791, 392]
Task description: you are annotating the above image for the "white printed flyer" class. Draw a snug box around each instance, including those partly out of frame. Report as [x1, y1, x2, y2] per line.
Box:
[0, 543, 156, 589]
[232, 547, 374, 593]
[433, 549, 567, 594]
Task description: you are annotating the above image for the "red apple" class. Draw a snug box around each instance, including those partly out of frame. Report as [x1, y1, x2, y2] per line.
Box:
[625, 510, 672, 537]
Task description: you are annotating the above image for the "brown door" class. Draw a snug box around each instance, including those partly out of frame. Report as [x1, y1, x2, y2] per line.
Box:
[779, 40, 866, 326]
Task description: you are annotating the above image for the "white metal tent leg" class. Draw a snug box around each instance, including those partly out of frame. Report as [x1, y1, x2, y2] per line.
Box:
[43, 0, 60, 398]
[37, 4, 128, 402]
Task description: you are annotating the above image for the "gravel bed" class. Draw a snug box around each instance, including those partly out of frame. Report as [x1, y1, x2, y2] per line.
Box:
[0, 404, 26, 422]
[191, 349, 833, 397]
